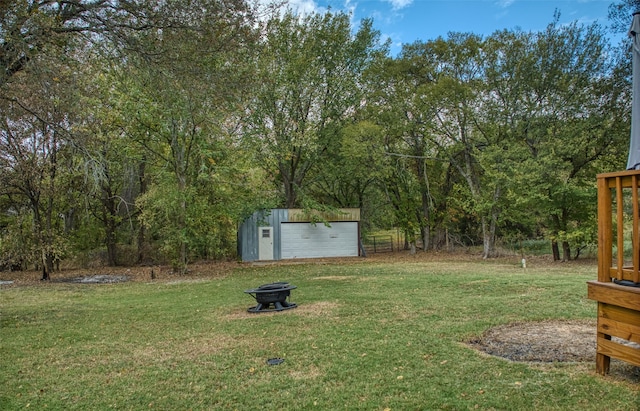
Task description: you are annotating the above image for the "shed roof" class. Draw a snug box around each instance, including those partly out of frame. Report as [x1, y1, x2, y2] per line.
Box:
[286, 208, 360, 222]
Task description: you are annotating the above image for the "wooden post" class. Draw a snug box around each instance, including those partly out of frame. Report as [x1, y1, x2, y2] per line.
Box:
[596, 303, 612, 375]
[597, 174, 612, 283]
[616, 177, 624, 280]
[596, 338, 612, 375]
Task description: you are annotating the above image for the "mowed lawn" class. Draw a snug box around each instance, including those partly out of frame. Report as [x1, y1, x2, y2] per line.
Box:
[1, 254, 638, 410]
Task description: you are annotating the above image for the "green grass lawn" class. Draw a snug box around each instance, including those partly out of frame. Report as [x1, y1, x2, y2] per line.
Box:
[1, 255, 638, 410]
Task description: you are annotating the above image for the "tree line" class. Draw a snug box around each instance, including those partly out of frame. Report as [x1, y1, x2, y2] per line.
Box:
[0, 0, 635, 278]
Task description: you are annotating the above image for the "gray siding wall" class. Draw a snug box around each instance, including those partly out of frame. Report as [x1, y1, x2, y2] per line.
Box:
[280, 221, 359, 259]
[238, 209, 288, 262]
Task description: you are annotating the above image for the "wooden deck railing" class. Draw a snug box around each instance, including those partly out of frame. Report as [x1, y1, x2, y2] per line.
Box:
[589, 169, 640, 375]
[597, 169, 640, 283]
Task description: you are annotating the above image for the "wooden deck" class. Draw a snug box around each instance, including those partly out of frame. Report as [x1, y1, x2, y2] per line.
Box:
[588, 169, 640, 374]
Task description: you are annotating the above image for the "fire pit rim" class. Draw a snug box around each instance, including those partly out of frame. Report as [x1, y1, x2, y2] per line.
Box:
[244, 281, 296, 293]
[244, 281, 298, 313]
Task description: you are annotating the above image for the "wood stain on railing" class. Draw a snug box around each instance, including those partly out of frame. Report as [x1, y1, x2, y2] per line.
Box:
[588, 169, 640, 374]
[597, 170, 640, 283]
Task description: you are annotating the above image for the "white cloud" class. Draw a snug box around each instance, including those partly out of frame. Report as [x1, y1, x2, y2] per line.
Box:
[384, 0, 413, 11]
[495, 0, 515, 7]
[343, 0, 357, 16]
[287, 0, 323, 15]
[254, 0, 325, 18]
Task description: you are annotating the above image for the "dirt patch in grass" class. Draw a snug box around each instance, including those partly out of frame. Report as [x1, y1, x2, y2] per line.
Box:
[0, 261, 240, 287]
[469, 320, 640, 381]
[57, 274, 131, 284]
[469, 320, 597, 363]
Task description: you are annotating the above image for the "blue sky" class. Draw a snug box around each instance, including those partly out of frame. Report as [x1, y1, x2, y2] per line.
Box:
[281, 0, 623, 55]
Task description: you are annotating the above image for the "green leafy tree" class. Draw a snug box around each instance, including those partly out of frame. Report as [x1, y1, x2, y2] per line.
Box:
[608, 0, 640, 34]
[368, 48, 462, 252]
[114, 0, 259, 271]
[400, 34, 496, 256]
[0, 0, 200, 88]
[481, 19, 626, 260]
[245, 11, 385, 208]
[74, 69, 142, 266]
[0, 49, 78, 278]
[0, 1, 260, 274]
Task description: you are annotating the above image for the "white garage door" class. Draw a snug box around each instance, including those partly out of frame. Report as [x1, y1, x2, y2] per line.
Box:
[280, 222, 358, 259]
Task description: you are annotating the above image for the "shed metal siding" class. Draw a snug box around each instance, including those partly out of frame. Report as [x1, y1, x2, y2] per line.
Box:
[280, 221, 359, 259]
[238, 209, 288, 261]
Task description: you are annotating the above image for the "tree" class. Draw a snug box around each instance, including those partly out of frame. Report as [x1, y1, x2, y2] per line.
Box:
[0, 0, 197, 88]
[0, 1, 261, 274]
[0, 49, 78, 278]
[368, 48, 464, 252]
[113, 0, 259, 272]
[75, 73, 141, 266]
[608, 0, 640, 35]
[245, 11, 386, 208]
[480, 19, 626, 260]
[398, 34, 497, 256]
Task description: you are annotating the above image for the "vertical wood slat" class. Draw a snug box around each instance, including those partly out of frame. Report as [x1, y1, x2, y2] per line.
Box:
[634, 175, 640, 283]
[598, 175, 613, 282]
[617, 177, 624, 280]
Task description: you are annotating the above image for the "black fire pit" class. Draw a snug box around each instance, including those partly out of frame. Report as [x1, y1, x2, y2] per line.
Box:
[244, 282, 297, 313]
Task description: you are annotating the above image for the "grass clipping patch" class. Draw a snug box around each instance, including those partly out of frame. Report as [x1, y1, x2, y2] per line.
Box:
[469, 320, 596, 363]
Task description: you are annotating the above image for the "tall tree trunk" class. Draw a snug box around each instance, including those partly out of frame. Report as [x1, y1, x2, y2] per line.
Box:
[179, 192, 187, 273]
[105, 217, 118, 266]
[41, 250, 50, 281]
[482, 187, 501, 259]
[280, 154, 299, 208]
[283, 176, 297, 208]
[562, 241, 571, 262]
[173, 128, 189, 274]
[551, 240, 561, 261]
[36, 205, 55, 280]
[41, 129, 58, 280]
[103, 186, 118, 266]
[176, 165, 188, 274]
[418, 157, 430, 252]
[550, 214, 565, 262]
[421, 226, 429, 252]
[137, 159, 148, 263]
[432, 227, 449, 251]
[481, 217, 493, 259]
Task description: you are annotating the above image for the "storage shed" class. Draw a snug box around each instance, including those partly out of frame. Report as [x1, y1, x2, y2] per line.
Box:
[238, 208, 361, 262]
